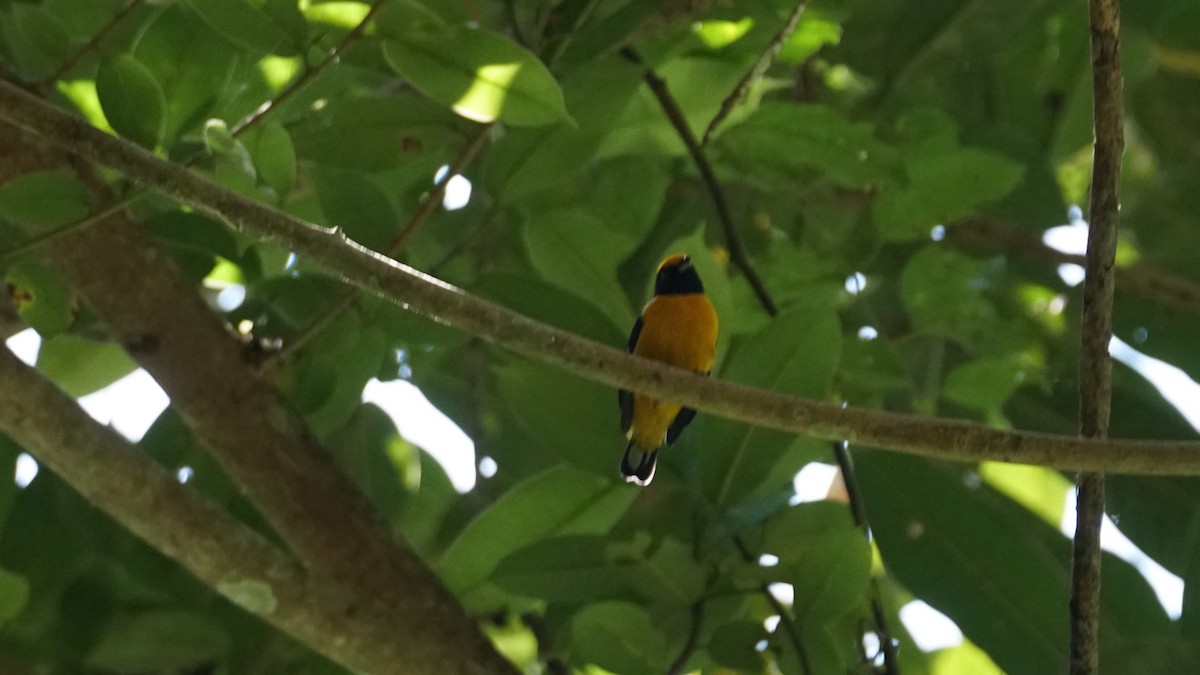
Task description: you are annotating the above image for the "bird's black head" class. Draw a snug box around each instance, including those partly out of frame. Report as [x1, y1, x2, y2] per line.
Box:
[654, 253, 704, 295]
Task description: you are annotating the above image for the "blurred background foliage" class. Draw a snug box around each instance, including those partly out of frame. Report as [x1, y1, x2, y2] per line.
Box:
[1, 0, 1199, 673]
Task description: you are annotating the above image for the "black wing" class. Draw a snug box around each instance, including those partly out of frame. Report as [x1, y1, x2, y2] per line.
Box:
[618, 316, 644, 434]
[666, 408, 696, 444]
[665, 370, 709, 444]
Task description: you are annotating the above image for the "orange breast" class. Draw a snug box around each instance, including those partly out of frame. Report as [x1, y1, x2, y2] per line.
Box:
[628, 293, 717, 450]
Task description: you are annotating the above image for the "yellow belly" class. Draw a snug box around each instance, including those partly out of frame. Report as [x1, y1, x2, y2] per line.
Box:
[628, 293, 717, 450]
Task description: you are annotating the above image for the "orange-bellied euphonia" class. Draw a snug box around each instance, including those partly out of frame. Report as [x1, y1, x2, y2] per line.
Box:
[618, 253, 718, 485]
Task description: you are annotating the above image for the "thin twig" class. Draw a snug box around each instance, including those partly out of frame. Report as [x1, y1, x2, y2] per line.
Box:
[272, 122, 492, 366]
[35, 0, 145, 92]
[272, 287, 358, 365]
[14, 80, 1200, 474]
[701, 0, 812, 145]
[832, 441, 900, 675]
[230, 0, 388, 137]
[387, 123, 493, 254]
[0, 193, 142, 263]
[946, 217, 1200, 318]
[1070, 0, 1124, 672]
[732, 537, 811, 675]
[621, 48, 777, 316]
[665, 600, 706, 675]
[545, 0, 603, 68]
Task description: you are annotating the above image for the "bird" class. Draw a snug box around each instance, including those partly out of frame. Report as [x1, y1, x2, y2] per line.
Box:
[618, 253, 718, 486]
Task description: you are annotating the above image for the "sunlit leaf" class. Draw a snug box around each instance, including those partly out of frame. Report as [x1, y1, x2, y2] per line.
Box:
[383, 26, 568, 126]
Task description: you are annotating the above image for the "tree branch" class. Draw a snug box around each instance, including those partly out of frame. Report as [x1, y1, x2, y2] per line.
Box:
[6, 80, 1200, 476]
[273, 121, 493, 364]
[0, 347, 454, 674]
[0, 122, 514, 674]
[1071, 0, 1124, 672]
[947, 218, 1200, 318]
[702, 0, 812, 145]
[620, 47, 778, 316]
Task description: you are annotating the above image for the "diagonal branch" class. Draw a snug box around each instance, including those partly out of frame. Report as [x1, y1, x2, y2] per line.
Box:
[833, 441, 900, 675]
[0, 346, 452, 674]
[274, 121, 493, 364]
[620, 47, 778, 316]
[0, 115, 514, 675]
[1071, 0, 1124, 673]
[732, 537, 812, 674]
[702, 0, 812, 145]
[7, 79, 1200, 476]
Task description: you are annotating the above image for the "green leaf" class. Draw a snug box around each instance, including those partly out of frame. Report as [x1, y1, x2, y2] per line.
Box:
[874, 146, 1023, 240]
[782, 529, 871, 627]
[0, 170, 90, 231]
[758, 503, 872, 626]
[473, 273, 625, 345]
[36, 336, 138, 397]
[437, 466, 635, 596]
[303, 1, 371, 29]
[492, 535, 629, 602]
[291, 322, 388, 436]
[250, 121, 297, 197]
[779, 11, 843, 64]
[857, 453, 1171, 675]
[288, 94, 461, 172]
[483, 56, 642, 200]
[569, 601, 670, 675]
[587, 156, 671, 246]
[312, 167, 400, 252]
[373, 0, 446, 37]
[86, 610, 230, 672]
[395, 444, 459, 555]
[525, 207, 635, 329]
[326, 404, 407, 519]
[261, 0, 307, 51]
[0, 567, 30, 623]
[899, 245, 995, 341]
[603, 56, 753, 157]
[611, 535, 705, 604]
[493, 361, 619, 477]
[96, 54, 167, 149]
[13, 4, 70, 60]
[6, 260, 72, 338]
[133, 5, 241, 142]
[720, 101, 902, 188]
[695, 306, 843, 507]
[943, 355, 1033, 419]
[383, 25, 568, 126]
[708, 620, 766, 672]
[183, 0, 292, 55]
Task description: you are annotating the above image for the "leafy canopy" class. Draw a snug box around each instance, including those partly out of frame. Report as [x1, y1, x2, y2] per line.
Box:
[1, 0, 1199, 673]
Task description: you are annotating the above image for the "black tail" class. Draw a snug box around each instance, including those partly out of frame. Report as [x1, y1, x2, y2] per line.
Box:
[619, 442, 658, 486]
